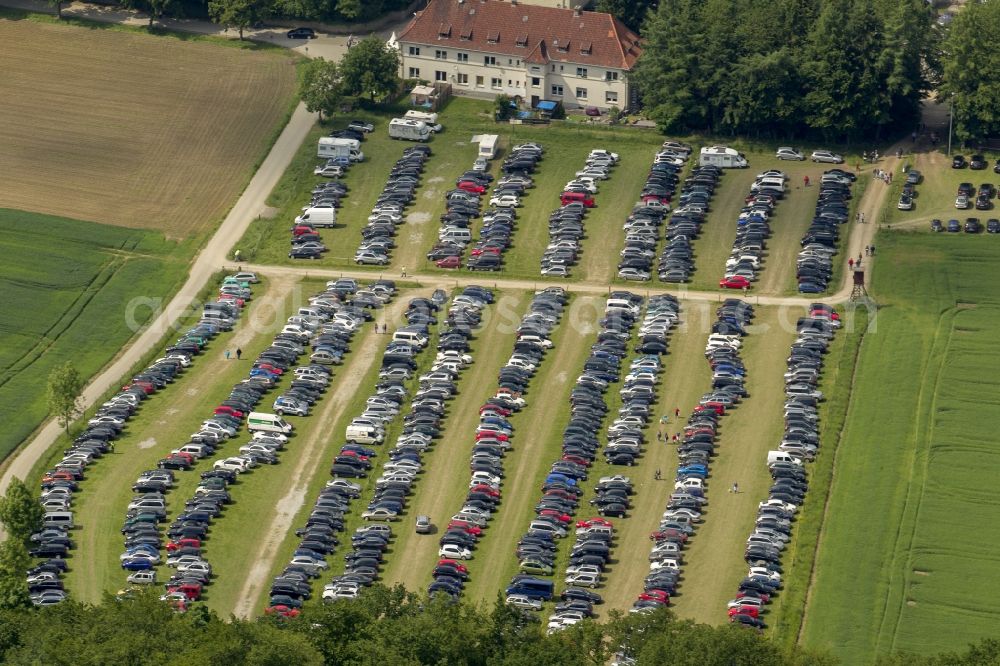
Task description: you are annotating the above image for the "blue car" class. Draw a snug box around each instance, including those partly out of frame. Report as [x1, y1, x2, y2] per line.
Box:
[121, 557, 155, 571]
[798, 282, 824, 294]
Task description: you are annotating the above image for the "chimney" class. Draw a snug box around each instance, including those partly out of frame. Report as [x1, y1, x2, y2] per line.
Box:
[573, 8, 581, 17]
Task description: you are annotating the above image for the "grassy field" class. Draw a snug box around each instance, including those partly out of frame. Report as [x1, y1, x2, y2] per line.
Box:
[0, 209, 190, 462]
[0, 15, 298, 237]
[799, 231, 1000, 662]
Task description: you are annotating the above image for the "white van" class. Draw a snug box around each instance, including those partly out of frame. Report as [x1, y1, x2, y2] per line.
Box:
[392, 330, 429, 348]
[295, 207, 337, 228]
[767, 450, 803, 466]
[439, 227, 472, 243]
[43, 511, 74, 529]
[404, 109, 438, 123]
[529, 520, 566, 537]
[605, 298, 640, 316]
[247, 412, 293, 435]
[346, 424, 384, 444]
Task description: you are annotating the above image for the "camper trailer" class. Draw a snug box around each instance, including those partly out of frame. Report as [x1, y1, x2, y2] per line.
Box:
[699, 145, 748, 168]
[317, 137, 364, 162]
[389, 118, 431, 142]
[478, 134, 499, 159]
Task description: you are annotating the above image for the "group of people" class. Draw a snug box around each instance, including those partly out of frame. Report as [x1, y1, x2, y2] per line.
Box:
[224, 348, 243, 360]
[874, 168, 893, 184]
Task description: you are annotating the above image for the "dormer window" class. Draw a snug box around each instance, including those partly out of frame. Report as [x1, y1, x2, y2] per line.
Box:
[487, 30, 499, 44]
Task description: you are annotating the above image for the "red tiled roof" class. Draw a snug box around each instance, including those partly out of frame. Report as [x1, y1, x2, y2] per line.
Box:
[398, 0, 642, 71]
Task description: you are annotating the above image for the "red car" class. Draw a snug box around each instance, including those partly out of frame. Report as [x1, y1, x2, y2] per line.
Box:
[475, 431, 508, 442]
[436, 256, 461, 269]
[561, 454, 591, 467]
[42, 471, 75, 484]
[470, 484, 500, 498]
[471, 247, 501, 256]
[480, 404, 512, 417]
[292, 225, 314, 236]
[166, 537, 201, 552]
[265, 605, 300, 618]
[641, 193, 669, 205]
[719, 275, 751, 290]
[638, 590, 669, 604]
[122, 382, 155, 395]
[728, 604, 759, 618]
[447, 520, 483, 536]
[217, 294, 245, 308]
[538, 510, 572, 523]
[457, 181, 486, 194]
[253, 363, 283, 375]
[437, 559, 468, 573]
[576, 518, 613, 529]
[167, 583, 203, 601]
[694, 402, 725, 416]
[214, 406, 244, 419]
[650, 529, 688, 543]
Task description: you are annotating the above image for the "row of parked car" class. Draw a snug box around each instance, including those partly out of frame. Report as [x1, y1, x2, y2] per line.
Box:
[726, 304, 840, 629]
[540, 149, 619, 278]
[28, 273, 260, 607]
[615, 143, 689, 282]
[797, 169, 856, 293]
[352, 146, 432, 266]
[655, 146, 708, 284]
[633, 300, 754, 615]
[718, 170, 786, 290]
[427, 288, 564, 600]
[953, 180, 996, 212]
[268, 291, 446, 608]
[506, 294, 642, 623]
[426, 162, 489, 269]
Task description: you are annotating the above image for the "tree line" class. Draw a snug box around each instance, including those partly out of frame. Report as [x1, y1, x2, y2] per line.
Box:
[629, 0, 938, 141]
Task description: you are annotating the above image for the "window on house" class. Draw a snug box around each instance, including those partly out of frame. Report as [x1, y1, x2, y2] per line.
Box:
[457, 52, 468, 62]
[531, 77, 540, 88]
[435, 70, 447, 82]
[491, 77, 503, 89]
[457, 73, 469, 85]
[606, 90, 619, 103]
[576, 67, 588, 78]
[484, 55, 496, 66]
[551, 85, 564, 96]
[476, 75, 484, 88]
[576, 87, 588, 99]
[408, 67, 420, 78]
[408, 46, 420, 56]
[606, 71, 619, 81]
[435, 50, 447, 59]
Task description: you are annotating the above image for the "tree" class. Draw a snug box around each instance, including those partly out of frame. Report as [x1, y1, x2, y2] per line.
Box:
[47, 361, 83, 435]
[208, 0, 271, 39]
[298, 58, 342, 122]
[146, 0, 175, 27]
[335, 0, 362, 19]
[337, 36, 401, 103]
[494, 94, 515, 121]
[0, 540, 32, 611]
[940, 0, 1000, 143]
[0, 479, 44, 545]
[47, 0, 64, 19]
[595, 0, 657, 31]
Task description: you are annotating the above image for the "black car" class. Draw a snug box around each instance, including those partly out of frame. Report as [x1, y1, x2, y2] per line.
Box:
[970, 154, 987, 170]
[289, 247, 322, 259]
[287, 27, 316, 39]
[988, 219, 1000, 233]
[952, 155, 967, 169]
[975, 195, 992, 210]
[965, 218, 981, 233]
[948, 219, 961, 233]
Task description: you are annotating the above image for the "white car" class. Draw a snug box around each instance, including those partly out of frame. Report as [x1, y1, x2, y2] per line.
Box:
[775, 147, 805, 160]
[618, 268, 651, 282]
[439, 544, 472, 560]
[588, 149, 619, 163]
[661, 140, 691, 154]
[506, 594, 542, 610]
[810, 150, 844, 164]
[489, 194, 520, 208]
[290, 555, 328, 573]
[214, 457, 251, 473]
[314, 164, 345, 177]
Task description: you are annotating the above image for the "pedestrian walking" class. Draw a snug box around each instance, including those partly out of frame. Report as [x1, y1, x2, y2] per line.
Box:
[655, 469, 662, 481]
[731, 482, 739, 493]
[672, 434, 678, 443]
[657, 431, 663, 442]
[888, 172, 893, 184]
[849, 258, 854, 270]
[674, 407, 680, 418]
[804, 175, 810, 187]
[236, 348, 242, 360]
[742, 285, 749, 297]
[234, 249, 242, 262]
[858, 253, 863, 264]
[225, 349, 231, 360]
[870, 244, 876, 256]
[401, 267, 407, 278]
[860, 212, 865, 224]
[862, 151, 868, 162]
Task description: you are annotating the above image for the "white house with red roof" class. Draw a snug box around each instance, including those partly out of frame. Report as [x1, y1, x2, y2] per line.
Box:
[396, 0, 642, 110]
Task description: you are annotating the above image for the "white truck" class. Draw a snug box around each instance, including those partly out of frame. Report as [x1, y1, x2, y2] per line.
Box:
[389, 118, 431, 142]
[699, 145, 748, 168]
[404, 109, 438, 124]
[317, 137, 364, 162]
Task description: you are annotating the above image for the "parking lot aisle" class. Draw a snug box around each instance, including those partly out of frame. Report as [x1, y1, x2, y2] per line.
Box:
[670, 306, 801, 623]
[463, 296, 602, 603]
[576, 153, 653, 284]
[65, 277, 297, 603]
[391, 139, 480, 274]
[380, 291, 527, 592]
[596, 303, 714, 612]
[753, 182, 820, 295]
[221, 292, 425, 618]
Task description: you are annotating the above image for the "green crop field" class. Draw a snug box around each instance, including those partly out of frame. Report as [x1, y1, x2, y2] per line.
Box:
[0, 209, 190, 462]
[798, 231, 1000, 662]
